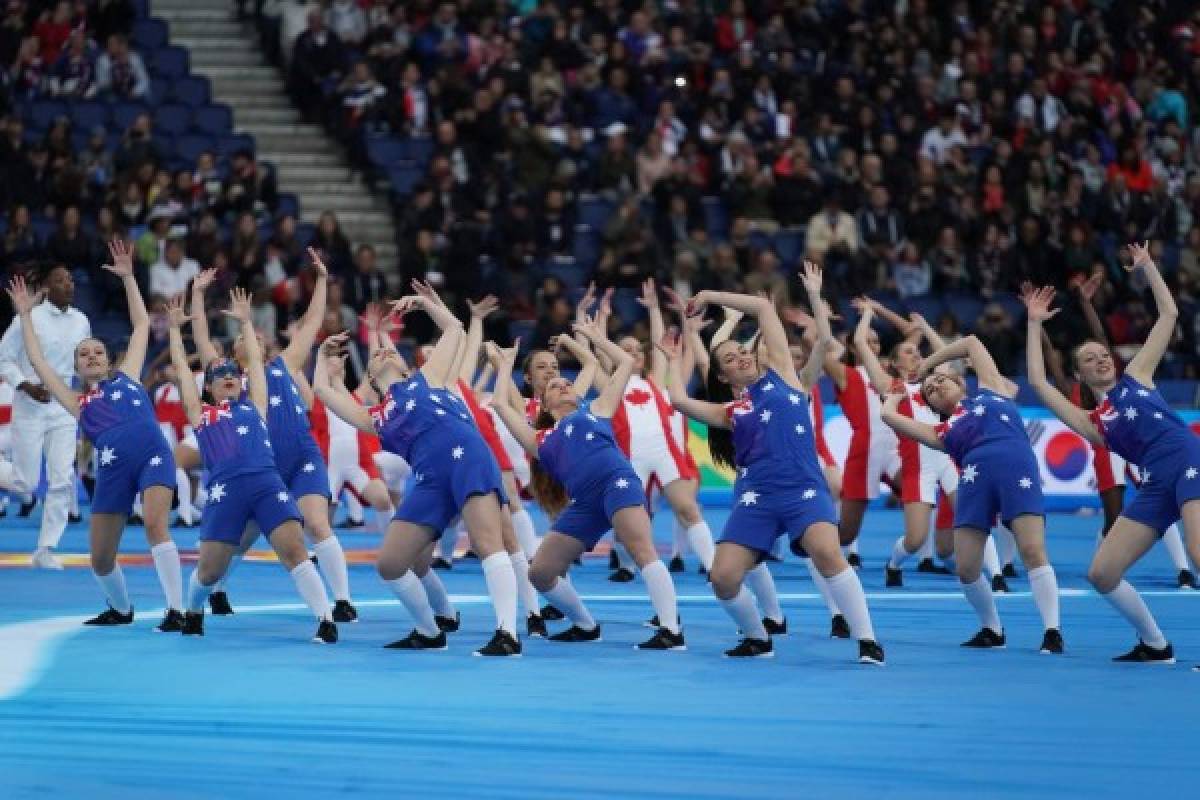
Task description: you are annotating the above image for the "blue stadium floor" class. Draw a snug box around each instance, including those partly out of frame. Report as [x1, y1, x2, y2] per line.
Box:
[0, 505, 1197, 799]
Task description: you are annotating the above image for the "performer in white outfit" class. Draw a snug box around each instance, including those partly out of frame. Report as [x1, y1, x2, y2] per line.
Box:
[0, 264, 91, 568]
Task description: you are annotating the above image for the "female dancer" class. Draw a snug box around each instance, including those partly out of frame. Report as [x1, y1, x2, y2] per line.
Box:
[1026, 243, 1198, 663]
[881, 338, 1064, 653]
[165, 291, 337, 642]
[487, 319, 685, 650]
[6, 243, 184, 631]
[190, 253, 357, 622]
[313, 283, 522, 656]
[663, 265, 884, 663]
[853, 303, 958, 586]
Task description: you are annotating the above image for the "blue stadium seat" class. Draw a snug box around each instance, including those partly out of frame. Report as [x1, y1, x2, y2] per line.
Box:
[154, 103, 192, 135]
[610, 288, 645, 326]
[148, 76, 170, 105]
[297, 223, 317, 246]
[577, 195, 614, 231]
[69, 102, 109, 132]
[131, 0, 149, 19]
[398, 136, 434, 164]
[572, 225, 600, 269]
[509, 319, 536, 345]
[366, 137, 404, 167]
[132, 18, 168, 51]
[150, 47, 190, 79]
[701, 196, 729, 240]
[946, 293, 984, 330]
[217, 133, 255, 157]
[903, 295, 945, 324]
[991, 292, 1026, 325]
[28, 100, 67, 130]
[171, 76, 210, 107]
[192, 104, 233, 136]
[30, 215, 55, 244]
[772, 229, 805, 268]
[153, 131, 177, 157]
[111, 102, 150, 131]
[748, 230, 771, 255]
[388, 164, 423, 197]
[277, 193, 300, 219]
[175, 134, 216, 164]
[94, 314, 132, 348]
[546, 256, 587, 292]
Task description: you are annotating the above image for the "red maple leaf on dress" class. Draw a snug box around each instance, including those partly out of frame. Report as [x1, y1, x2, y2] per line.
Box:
[625, 388, 653, 406]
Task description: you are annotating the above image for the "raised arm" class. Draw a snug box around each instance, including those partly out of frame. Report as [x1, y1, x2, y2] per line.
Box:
[312, 333, 375, 433]
[851, 304, 893, 395]
[1024, 286, 1103, 444]
[689, 290, 795, 383]
[907, 312, 946, 351]
[165, 295, 203, 428]
[576, 316, 635, 418]
[281, 247, 329, 372]
[103, 239, 151, 380]
[189, 267, 220, 366]
[860, 297, 920, 343]
[459, 295, 498, 385]
[1073, 272, 1110, 347]
[1122, 242, 1178, 387]
[796, 261, 834, 391]
[657, 331, 731, 429]
[5, 277, 79, 415]
[880, 391, 944, 451]
[402, 280, 464, 388]
[224, 288, 267, 415]
[919, 335, 1006, 394]
[485, 342, 538, 456]
[638, 278, 668, 385]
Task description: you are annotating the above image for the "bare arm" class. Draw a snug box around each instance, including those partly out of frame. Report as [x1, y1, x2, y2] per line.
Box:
[104, 240, 152, 380]
[224, 288, 267, 415]
[5, 278, 79, 415]
[400, 281, 464, 388]
[165, 296, 203, 428]
[189, 267, 220, 366]
[709, 307, 744, 352]
[459, 295, 498, 385]
[638, 278, 667, 385]
[689, 290, 796, 383]
[861, 297, 920, 343]
[1123, 242, 1178, 387]
[1024, 287, 1104, 444]
[282, 247, 328, 372]
[577, 318, 635, 418]
[657, 332, 731, 429]
[880, 392, 945, 451]
[485, 343, 539, 456]
[312, 333, 375, 433]
[919, 335, 1006, 394]
[851, 306, 893, 395]
[796, 261, 833, 391]
[908, 312, 946, 351]
[1074, 272, 1110, 346]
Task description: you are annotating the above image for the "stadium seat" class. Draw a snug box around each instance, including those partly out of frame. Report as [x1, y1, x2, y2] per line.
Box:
[28, 100, 67, 130]
[30, 215, 55, 244]
[610, 288, 644, 325]
[546, 256, 587, 292]
[277, 193, 300, 219]
[216, 133, 255, 157]
[509, 319, 536, 345]
[397, 136, 434, 164]
[69, 102, 110, 132]
[388, 163, 423, 198]
[903, 295, 944, 323]
[991, 292, 1026, 324]
[153, 131, 177, 158]
[175, 133, 216, 164]
[150, 47, 190, 79]
[366, 137, 404, 167]
[132, 18, 169, 51]
[773, 229, 805, 269]
[572, 225, 601, 269]
[111, 102, 150, 131]
[577, 195, 614, 231]
[148, 76, 170, 105]
[154, 103, 192, 135]
[171, 76, 210, 107]
[192, 104, 233, 136]
[131, 0, 149, 19]
[701, 196, 729, 240]
[946, 293, 984, 330]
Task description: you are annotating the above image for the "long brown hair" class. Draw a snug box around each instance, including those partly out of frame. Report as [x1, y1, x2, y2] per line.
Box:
[529, 406, 570, 518]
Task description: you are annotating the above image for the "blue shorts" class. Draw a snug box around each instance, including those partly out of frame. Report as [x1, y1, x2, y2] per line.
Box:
[200, 470, 303, 545]
[394, 438, 507, 532]
[954, 448, 1044, 532]
[92, 430, 177, 515]
[553, 468, 647, 549]
[1122, 443, 1200, 534]
[276, 440, 331, 501]
[721, 481, 837, 556]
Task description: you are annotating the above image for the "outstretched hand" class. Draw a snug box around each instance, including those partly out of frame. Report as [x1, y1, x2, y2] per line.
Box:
[102, 238, 135, 279]
[5, 276, 43, 316]
[636, 277, 658, 309]
[1022, 285, 1060, 323]
[1074, 271, 1103, 301]
[307, 246, 329, 279]
[165, 294, 192, 328]
[798, 260, 823, 295]
[655, 329, 684, 361]
[222, 288, 253, 323]
[1125, 240, 1153, 271]
[467, 294, 499, 319]
[193, 267, 218, 293]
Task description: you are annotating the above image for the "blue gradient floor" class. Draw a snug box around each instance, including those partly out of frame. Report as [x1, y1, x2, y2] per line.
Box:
[0, 506, 1197, 799]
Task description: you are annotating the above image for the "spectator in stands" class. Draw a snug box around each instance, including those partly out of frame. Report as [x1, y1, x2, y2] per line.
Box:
[94, 33, 148, 100]
[230, 210, 263, 279]
[112, 179, 145, 228]
[186, 211, 222, 268]
[89, 0, 134, 44]
[413, 2, 465, 70]
[311, 210, 352, 275]
[135, 204, 172, 264]
[9, 140, 53, 214]
[289, 9, 345, 120]
[892, 242, 931, 299]
[47, 28, 96, 98]
[149, 235, 199, 304]
[325, 0, 366, 49]
[45, 205, 95, 270]
[338, 59, 386, 137]
[594, 124, 635, 197]
[743, 249, 788, 309]
[220, 149, 278, 221]
[33, 1, 71, 65]
[9, 35, 45, 100]
[1, 203, 38, 267]
[268, 213, 304, 274]
[974, 302, 1020, 375]
[345, 243, 385, 313]
[113, 113, 158, 175]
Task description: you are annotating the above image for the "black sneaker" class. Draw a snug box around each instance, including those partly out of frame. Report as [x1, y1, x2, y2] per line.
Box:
[173, 516, 195, 528]
[17, 499, 36, 517]
[549, 624, 602, 643]
[636, 627, 686, 651]
[847, 552, 862, 568]
[644, 614, 682, 629]
[156, 609, 185, 633]
[608, 550, 620, 570]
[208, 591, 235, 615]
[332, 600, 358, 623]
[916, 558, 952, 575]
[668, 555, 685, 573]
[182, 611, 204, 636]
[698, 565, 708, 576]
[462, 550, 479, 561]
[608, 567, 635, 583]
[1178, 569, 1196, 589]
[526, 613, 548, 638]
[830, 614, 851, 639]
[1113, 640, 1175, 664]
[84, 606, 134, 626]
[436, 612, 461, 633]
[1002, 563, 1018, 578]
[385, 629, 448, 650]
[991, 574, 1010, 593]
[858, 639, 885, 665]
[431, 557, 452, 571]
[474, 629, 522, 657]
[343, 517, 366, 529]
[313, 619, 338, 644]
[68, 512, 84, 525]
[540, 604, 565, 621]
[763, 617, 788, 636]
[724, 637, 773, 658]
[1039, 628, 1064, 655]
[885, 566, 903, 588]
[961, 628, 1006, 648]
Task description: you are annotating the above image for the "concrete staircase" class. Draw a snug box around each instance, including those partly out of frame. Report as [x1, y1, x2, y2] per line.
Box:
[151, 0, 399, 270]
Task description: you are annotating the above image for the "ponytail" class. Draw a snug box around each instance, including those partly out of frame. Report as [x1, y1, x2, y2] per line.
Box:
[702, 363, 736, 471]
[528, 406, 570, 518]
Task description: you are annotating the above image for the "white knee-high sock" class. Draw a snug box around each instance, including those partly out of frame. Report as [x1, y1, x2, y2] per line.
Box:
[1162, 524, 1189, 572]
[419, 569, 455, 617]
[439, 522, 459, 561]
[640, 559, 680, 634]
[843, 539, 859, 556]
[150, 541, 183, 610]
[745, 563, 783, 622]
[670, 518, 687, 558]
[995, 525, 1017, 567]
[481, 552, 518, 635]
[388, 571, 439, 636]
[1027, 565, 1060, 630]
[94, 565, 131, 613]
[543, 577, 595, 629]
[313, 537, 351, 602]
[186, 569, 214, 612]
[615, 542, 636, 571]
[721, 587, 767, 639]
[1102, 581, 1168, 648]
[826, 567, 875, 640]
[215, 553, 242, 592]
[685, 521, 716, 570]
[175, 469, 194, 523]
[983, 537, 1001, 578]
[510, 508, 540, 556]
[289, 560, 332, 620]
[887, 536, 916, 569]
[961, 575, 1002, 633]
[342, 491, 365, 525]
[807, 559, 842, 615]
[374, 504, 394, 537]
[509, 551, 540, 617]
[918, 529, 934, 560]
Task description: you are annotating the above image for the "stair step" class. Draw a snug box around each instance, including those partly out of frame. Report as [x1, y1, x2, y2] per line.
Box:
[151, 7, 234, 21]
[239, 122, 325, 137]
[262, 151, 347, 167]
[190, 51, 262, 67]
[171, 37, 255, 53]
[163, 23, 244, 38]
[282, 183, 373, 195]
[244, 131, 331, 149]
[275, 165, 354, 181]
[201, 64, 279, 79]
[210, 92, 293, 108]
[304, 196, 388, 212]
[234, 108, 300, 124]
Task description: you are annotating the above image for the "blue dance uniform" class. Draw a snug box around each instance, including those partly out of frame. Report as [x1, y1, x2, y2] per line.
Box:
[536, 405, 646, 549]
[935, 389, 1043, 532]
[721, 368, 837, 556]
[79, 372, 176, 515]
[372, 373, 506, 532]
[1089, 375, 1200, 534]
[194, 399, 302, 545]
[257, 356, 330, 501]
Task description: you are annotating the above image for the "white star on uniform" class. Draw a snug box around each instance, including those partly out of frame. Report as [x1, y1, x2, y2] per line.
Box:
[564, 424, 574, 437]
[760, 409, 772, 423]
[740, 490, 760, 505]
[1018, 477, 1033, 489]
[802, 488, 816, 499]
[210, 483, 226, 502]
[1137, 389, 1149, 397]
[99, 446, 116, 466]
[795, 424, 806, 435]
[295, 406, 304, 414]
[277, 491, 290, 502]
[1000, 414, 1009, 422]
[237, 425, 249, 435]
[452, 446, 464, 459]
[149, 455, 162, 467]
[973, 405, 986, 416]
[264, 440, 272, 448]
[290, 386, 299, 395]
[269, 395, 281, 407]
[1153, 412, 1163, 420]
[789, 393, 801, 405]
[762, 382, 775, 391]
[405, 399, 416, 412]
[1120, 388, 1129, 399]
[407, 381, 418, 391]
[739, 467, 749, 478]
[615, 478, 630, 489]
[271, 368, 284, 377]
[132, 399, 141, 406]
[303, 463, 316, 473]
[1142, 470, 1152, 484]
[431, 395, 442, 404]
[1187, 468, 1198, 480]
[587, 413, 597, 422]
[1124, 407, 1138, 421]
[435, 408, 446, 416]
[585, 432, 594, 441]
[110, 390, 122, 401]
[962, 464, 978, 483]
